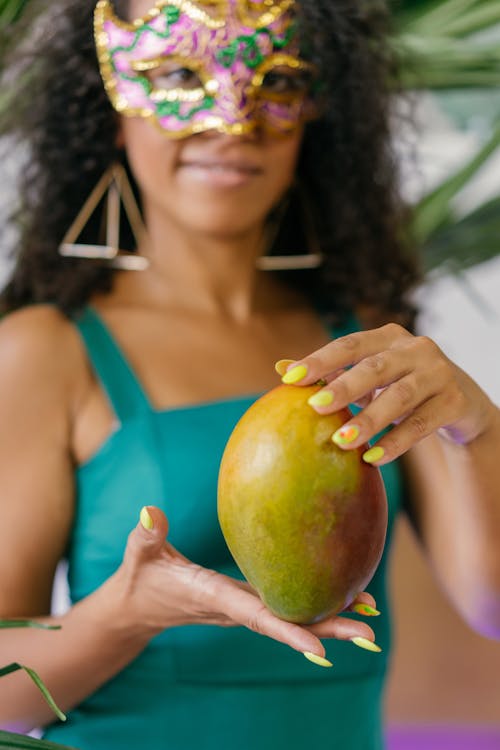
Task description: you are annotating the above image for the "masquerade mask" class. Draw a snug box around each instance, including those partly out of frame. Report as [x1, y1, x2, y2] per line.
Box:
[94, 0, 318, 138]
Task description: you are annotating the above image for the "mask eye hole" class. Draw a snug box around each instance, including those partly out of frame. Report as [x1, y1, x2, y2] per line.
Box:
[147, 64, 204, 91]
[261, 66, 313, 96]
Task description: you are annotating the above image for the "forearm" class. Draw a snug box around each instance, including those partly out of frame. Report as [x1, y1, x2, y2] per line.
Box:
[405, 404, 500, 637]
[441, 403, 500, 566]
[0, 574, 152, 732]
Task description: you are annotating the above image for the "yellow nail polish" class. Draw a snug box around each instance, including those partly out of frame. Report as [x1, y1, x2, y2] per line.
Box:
[303, 651, 333, 668]
[282, 364, 308, 385]
[308, 390, 334, 408]
[363, 446, 385, 464]
[332, 424, 360, 446]
[275, 359, 296, 377]
[351, 637, 382, 653]
[352, 603, 381, 617]
[140, 506, 154, 531]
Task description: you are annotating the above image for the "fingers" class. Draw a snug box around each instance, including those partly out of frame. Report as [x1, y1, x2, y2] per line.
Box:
[348, 591, 380, 616]
[277, 326, 475, 462]
[307, 592, 380, 643]
[207, 574, 326, 656]
[140, 506, 169, 537]
[331, 386, 464, 465]
[309, 347, 416, 415]
[279, 324, 412, 387]
[126, 506, 384, 661]
[205, 573, 385, 661]
[125, 506, 168, 560]
[306, 591, 382, 651]
[352, 591, 377, 608]
[125, 505, 188, 566]
[360, 395, 456, 464]
[307, 615, 375, 643]
[328, 380, 437, 463]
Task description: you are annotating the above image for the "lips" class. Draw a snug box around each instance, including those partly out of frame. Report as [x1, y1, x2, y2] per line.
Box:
[179, 160, 262, 174]
[177, 159, 263, 188]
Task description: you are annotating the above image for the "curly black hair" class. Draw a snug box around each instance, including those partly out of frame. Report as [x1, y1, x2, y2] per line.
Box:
[0, 0, 420, 324]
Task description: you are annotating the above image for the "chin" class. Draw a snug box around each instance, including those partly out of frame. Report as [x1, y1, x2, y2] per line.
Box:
[178, 205, 270, 238]
[191, 219, 262, 239]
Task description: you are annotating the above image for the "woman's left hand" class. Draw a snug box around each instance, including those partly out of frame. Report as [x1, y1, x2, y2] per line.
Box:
[277, 323, 497, 465]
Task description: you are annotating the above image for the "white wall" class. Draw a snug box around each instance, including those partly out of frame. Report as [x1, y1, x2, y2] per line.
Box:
[417, 258, 500, 404]
[396, 92, 500, 403]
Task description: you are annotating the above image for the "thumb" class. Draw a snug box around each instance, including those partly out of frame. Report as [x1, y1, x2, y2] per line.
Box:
[139, 505, 169, 538]
[125, 505, 170, 563]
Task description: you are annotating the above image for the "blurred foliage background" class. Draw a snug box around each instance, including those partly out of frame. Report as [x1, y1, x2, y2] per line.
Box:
[389, 0, 500, 273]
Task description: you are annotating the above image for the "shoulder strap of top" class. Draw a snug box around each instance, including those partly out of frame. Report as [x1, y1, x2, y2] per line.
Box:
[74, 306, 151, 422]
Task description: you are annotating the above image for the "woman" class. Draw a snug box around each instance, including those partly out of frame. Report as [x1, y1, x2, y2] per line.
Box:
[0, 0, 499, 748]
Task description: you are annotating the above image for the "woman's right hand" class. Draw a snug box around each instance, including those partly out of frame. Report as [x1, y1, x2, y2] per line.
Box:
[107, 506, 379, 662]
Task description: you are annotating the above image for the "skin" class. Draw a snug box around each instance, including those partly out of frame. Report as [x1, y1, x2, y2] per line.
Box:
[0, 0, 499, 731]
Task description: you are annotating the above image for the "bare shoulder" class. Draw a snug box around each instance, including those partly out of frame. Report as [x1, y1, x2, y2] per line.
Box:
[0, 306, 82, 615]
[0, 304, 77, 354]
[0, 305, 84, 400]
[0, 304, 89, 451]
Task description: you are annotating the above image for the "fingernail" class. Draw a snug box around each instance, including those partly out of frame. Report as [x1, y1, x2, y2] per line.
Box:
[332, 424, 360, 446]
[303, 651, 333, 668]
[275, 359, 296, 377]
[282, 364, 308, 385]
[140, 506, 154, 531]
[352, 603, 381, 617]
[363, 446, 385, 464]
[351, 637, 382, 653]
[308, 390, 334, 408]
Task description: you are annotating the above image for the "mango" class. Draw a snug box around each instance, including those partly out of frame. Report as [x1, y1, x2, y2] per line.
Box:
[217, 384, 387, 624]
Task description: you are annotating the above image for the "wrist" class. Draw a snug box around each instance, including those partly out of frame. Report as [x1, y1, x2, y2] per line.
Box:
[67, 571, 158, 653]
[439, 403, 500, 457]
[440, 398, 499, 447]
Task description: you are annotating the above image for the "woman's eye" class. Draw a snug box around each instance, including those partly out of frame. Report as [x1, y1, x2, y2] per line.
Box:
[151, 67, 203, 90]
[262, 69, 310, 95]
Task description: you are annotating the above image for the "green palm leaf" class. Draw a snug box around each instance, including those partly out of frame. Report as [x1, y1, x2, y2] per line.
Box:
[0, 664, 65, 723]
[422, 195, 500, 271]
[0, 730, 73, 749]
[395, 34, 500, 89]
[398, 0, 500, 37]
[0, 622, 60, 631]
[0, 621, 67, 747]
[392, 0, 500, 89]
[0, 0, 29, 26]
[412, 120, 500, 244]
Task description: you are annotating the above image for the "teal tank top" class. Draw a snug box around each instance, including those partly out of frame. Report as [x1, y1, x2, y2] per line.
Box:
[44, 307, 403, 750]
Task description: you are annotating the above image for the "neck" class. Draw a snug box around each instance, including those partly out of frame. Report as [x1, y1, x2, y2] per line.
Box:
[116, 207, 282, 323]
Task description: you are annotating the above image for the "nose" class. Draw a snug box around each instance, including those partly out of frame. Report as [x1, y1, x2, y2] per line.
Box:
[196, 127, 263, 145]
[209, 67, 262, 132]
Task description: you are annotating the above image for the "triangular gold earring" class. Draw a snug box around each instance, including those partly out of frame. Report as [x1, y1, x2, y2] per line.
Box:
[59, 163, 149, 271]
[256, 180, 324, 271]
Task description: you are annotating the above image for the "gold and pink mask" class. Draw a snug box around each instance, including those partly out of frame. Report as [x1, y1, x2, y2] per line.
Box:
[94, 0, 317, 138]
